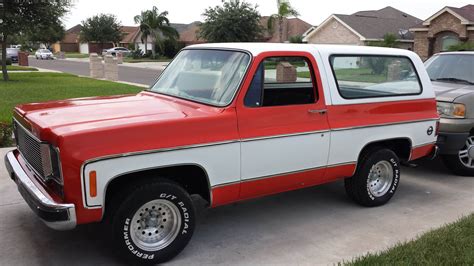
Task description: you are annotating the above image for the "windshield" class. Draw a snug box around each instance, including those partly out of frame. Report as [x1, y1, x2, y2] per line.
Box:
[150, 49, 251, 106]
[425, 54, 474, 84]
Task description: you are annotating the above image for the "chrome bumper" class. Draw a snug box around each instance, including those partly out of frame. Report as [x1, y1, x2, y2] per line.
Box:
[4, 150, 76, 230]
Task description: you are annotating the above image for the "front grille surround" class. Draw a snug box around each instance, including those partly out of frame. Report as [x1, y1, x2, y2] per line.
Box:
[13, 120, 62, 185]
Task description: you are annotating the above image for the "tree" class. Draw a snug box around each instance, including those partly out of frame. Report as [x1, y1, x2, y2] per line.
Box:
[133, 6, 178, 58]
[268, 0, 299, 43]
[0, 0, 72, 81]
[29, 22, 66, 47]
[79, 14, 123, 53]
[367, 33, 398, 48]
[200, 0, 263, 43]
[134, 11, 151, 53]
[289, 35, 303, 43]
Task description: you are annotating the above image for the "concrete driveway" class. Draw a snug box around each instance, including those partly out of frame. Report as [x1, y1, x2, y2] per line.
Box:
[1, 147, 473, 265]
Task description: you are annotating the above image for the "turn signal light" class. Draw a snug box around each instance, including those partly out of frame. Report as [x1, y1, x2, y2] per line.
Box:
[89, 171, 97, 198]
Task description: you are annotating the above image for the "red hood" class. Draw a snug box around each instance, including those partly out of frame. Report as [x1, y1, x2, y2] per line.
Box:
[14, 92, 231, 144]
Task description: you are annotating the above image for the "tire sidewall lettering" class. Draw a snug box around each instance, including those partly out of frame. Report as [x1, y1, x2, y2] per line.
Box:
[121, 192, 192, 260]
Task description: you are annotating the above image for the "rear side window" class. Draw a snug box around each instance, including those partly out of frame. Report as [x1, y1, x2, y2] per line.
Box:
[244, 56, 317, 107]
[330, 55, 422, 99]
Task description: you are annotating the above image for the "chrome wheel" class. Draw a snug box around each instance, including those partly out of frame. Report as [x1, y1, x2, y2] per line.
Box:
[130, 199, 181, 252]
[459, 136, 474, 169]
[368, 161, 394, 197]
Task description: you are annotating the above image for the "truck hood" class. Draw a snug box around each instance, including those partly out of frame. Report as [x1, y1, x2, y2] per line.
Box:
[432, 81, 474, 102]
[15, 92, 218, 137]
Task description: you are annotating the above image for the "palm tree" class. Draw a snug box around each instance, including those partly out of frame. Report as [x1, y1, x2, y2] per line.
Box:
[134, 11, 151, 53]
[134, 6, 179, 57]
[267, 0, 299, 42]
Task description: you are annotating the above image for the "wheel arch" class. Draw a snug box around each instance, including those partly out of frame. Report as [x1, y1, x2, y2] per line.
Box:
[102, 163, 212, 218]
[356, 137, 413, 167]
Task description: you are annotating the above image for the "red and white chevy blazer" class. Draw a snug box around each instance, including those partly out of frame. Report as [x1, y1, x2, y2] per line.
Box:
[5, 43, 439, 263]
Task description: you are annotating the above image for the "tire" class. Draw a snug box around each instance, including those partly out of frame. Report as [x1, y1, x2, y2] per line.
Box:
[345, 148, 401, 207]
[110, 180, 195, 264]
[441, 135, 474, 176]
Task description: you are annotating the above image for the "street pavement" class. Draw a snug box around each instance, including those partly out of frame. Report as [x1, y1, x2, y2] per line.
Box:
[29, 58, 163, 86]
[1, 147, 473, 265]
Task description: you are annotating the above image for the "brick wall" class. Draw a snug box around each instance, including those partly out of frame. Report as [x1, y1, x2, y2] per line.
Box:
[59, 43, 79, 53]
[413, 32, 429, 60]
[428, 12, 467, 38]
[305, 17, 362, 45]
[412, 11, 472, 60]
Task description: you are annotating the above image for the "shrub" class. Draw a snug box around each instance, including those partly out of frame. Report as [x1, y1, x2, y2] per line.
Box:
[0, 58, 12, 65]
[160, 39, 185, 58]
[289, 35, 303, 43]
[129, 49, 144, 59]
[0, 123, 14, 148]
[448, 42, 474, 51]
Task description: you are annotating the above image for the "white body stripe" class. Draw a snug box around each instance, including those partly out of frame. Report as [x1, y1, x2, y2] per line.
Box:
[327, 120, 437, 165]
[83, 143, 240, 208]
[241, 133, 330, 180]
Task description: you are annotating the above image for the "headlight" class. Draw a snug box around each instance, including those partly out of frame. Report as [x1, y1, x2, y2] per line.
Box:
[437, 102, 466, 118]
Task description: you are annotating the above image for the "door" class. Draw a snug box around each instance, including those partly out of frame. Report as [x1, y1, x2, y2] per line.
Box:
[236, 52, 330, 200]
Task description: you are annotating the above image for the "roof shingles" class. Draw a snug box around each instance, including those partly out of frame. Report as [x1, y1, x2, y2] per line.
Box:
[335, 6, 422, 40]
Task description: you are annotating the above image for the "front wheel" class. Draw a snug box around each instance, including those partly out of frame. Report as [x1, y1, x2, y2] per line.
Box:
[345, 148, 401, 207]
[111, 181, 195, 264]
[441, 136, 474, 176]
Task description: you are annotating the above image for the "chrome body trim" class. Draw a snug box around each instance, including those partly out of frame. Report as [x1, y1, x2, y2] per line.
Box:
[331, 118, 439, 132]
[5, 151, 76, 230]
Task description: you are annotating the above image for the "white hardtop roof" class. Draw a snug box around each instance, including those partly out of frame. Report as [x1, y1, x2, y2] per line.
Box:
[187, 43, 418, 57]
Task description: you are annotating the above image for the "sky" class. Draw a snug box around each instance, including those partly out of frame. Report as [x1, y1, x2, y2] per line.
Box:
[63, 0, 472, 29]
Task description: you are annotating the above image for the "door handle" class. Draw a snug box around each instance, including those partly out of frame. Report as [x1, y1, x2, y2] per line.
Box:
[308, 109, 327, 115]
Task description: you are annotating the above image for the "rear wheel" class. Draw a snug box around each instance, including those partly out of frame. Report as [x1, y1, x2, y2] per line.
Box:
[110, 180, 195, 264]
[442, 136, 474, 176]
[345, 148, 401, 207]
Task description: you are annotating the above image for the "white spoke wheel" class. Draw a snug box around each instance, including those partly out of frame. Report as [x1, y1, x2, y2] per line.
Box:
[109, 180, 195, 264]
[345, 148, 400, 207]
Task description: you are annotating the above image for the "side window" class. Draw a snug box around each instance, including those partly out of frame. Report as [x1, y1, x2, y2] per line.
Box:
[330, 56, 422, 99]
[244, 57, 317, 107]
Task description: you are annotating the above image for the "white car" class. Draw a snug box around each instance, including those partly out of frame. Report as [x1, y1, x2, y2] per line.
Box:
[35, 49, 54, 60]
[106, 47, 131, 56]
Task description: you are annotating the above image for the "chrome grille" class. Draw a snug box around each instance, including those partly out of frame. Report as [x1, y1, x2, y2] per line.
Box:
[14, 121, 50, 178]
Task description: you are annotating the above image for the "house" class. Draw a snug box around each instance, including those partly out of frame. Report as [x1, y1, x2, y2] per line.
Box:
[59, 25, 139, 54]
[410, 5, 474, 60]
[303, 6, 422, 49]
[60, 22, 203, 54]
[260, 17, 313, 42]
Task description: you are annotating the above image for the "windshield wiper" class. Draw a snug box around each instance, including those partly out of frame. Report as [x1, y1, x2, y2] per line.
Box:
[432, 78, 474, 85]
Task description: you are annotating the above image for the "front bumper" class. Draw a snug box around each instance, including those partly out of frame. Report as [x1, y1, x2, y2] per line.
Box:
[4, 150, 76, 230]
[437, 132, 469, 155]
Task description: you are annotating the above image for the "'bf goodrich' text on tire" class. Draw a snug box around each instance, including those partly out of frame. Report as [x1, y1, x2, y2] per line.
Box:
[111, 181, 195, 264]
[345, 148, 401, 207]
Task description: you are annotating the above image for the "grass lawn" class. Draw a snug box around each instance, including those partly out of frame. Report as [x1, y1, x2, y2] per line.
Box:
[65, 52, 89, 59]
[346, 214, 474, 265]
[0, 72, 143, 123]
[298, 68, 387, 83]
[6, 65, 38, 71]
[124, 58, 172, 63]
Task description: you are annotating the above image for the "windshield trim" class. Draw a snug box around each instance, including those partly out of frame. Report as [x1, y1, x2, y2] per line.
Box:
[147, 47, 253, 108]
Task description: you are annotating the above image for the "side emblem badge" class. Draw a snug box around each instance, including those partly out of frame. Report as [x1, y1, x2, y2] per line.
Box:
[427, 126, 434, 136]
